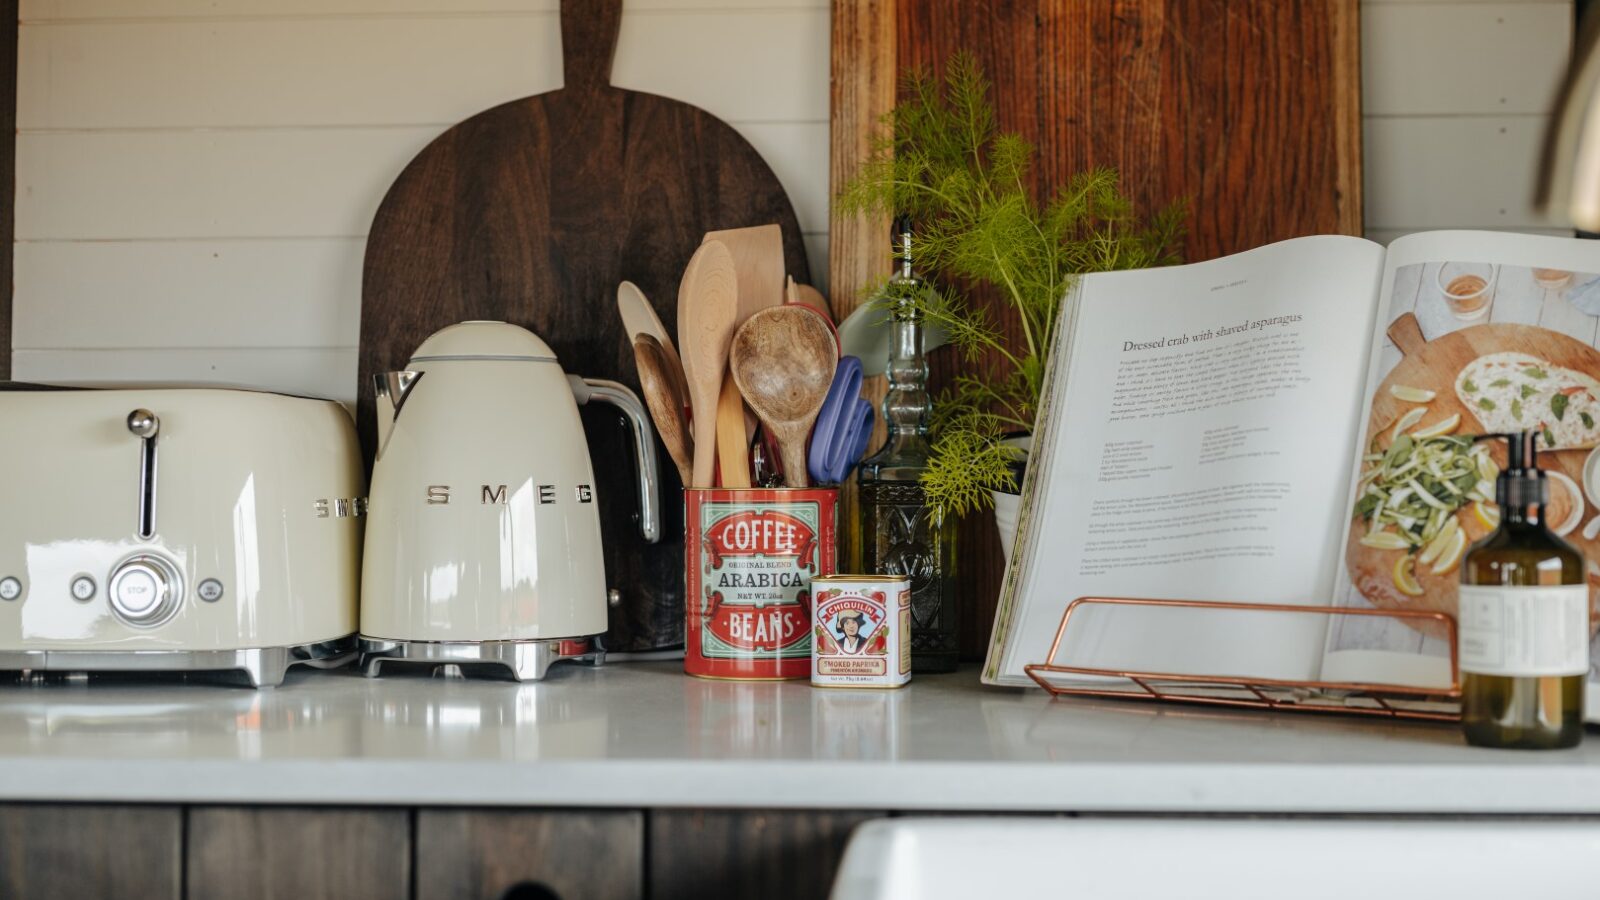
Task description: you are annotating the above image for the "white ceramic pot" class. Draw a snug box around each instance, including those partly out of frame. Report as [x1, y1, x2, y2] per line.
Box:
[991, 434, 1032, 566]
[992, 488, 1022, 568]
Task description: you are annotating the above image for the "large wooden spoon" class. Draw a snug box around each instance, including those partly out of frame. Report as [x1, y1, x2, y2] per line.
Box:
[677, 239, 740, 488]
[618, 280, 689, 401]
[730, 305, 839, 488]
[633, 334, 693, 486]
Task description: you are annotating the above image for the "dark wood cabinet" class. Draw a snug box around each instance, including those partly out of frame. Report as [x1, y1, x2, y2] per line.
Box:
[185, 807, 411, 900]
[415, 809, 643, 900]
[649, 810, 881, 900]
[0, 803, 182, 899]
[0, 803, 881, 900]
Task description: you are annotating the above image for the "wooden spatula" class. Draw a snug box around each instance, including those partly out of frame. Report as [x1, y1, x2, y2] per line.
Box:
[633, 334, 693, 487]
[678, 240, 740, 489]
[706, 224, 786, 455]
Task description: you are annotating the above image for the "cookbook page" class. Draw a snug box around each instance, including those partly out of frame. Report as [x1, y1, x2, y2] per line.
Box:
[986, 236, 1386, 687]
[1324, 231, 1600, 694]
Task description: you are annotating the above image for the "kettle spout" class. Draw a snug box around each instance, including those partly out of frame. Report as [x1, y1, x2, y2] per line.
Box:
[373, 370, 422, 456]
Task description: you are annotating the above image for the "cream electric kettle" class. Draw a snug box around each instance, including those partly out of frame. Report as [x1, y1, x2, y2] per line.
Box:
[359, 321, 659, 681]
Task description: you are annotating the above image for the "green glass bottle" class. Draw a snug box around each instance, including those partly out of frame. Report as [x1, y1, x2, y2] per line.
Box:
[1459, 431, 1586, 749]
[856, 219, 959, 673]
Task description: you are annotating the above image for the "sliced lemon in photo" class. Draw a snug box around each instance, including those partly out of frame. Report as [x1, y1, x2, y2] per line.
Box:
[1418, 516, 1460, 565]
[1429, 527, 1468, 576]
[1472, 501, 1500, 530]
[1359, 530, 1411, 550]
[1393, 555, 1425, 597]
[1476, 455, 1499, 483]
[1391, 407, 1427, 442]
[1389, 385, 1437, 403]
[1410, 413, 1461, 439]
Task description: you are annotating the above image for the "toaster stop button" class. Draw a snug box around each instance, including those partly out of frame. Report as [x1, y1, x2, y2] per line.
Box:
[108, 557, 182, 626]
[0, 578, 20, 602]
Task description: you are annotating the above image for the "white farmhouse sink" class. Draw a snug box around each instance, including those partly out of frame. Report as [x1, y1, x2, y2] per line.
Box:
[830, 818, 1600, 900]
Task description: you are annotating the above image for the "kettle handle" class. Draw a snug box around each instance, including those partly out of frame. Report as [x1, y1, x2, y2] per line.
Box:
[569, 376, 661, 543]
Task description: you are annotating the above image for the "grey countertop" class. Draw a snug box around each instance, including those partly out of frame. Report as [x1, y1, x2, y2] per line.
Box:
[0, 662, 1594, 813]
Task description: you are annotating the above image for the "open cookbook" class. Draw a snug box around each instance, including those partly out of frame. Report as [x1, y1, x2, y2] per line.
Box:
[984, 230, 1600, 720]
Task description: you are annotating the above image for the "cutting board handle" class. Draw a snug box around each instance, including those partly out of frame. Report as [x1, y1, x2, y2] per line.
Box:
[1387, 312, 1427, 358]
[562, 0, 622, 90]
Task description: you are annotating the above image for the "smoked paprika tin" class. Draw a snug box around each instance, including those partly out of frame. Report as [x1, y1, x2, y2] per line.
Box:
[810, 574, 911, 689]
[684, 488, 838, 680]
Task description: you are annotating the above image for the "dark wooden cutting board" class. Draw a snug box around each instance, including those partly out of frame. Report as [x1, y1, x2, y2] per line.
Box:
[359, 0, 810, 651]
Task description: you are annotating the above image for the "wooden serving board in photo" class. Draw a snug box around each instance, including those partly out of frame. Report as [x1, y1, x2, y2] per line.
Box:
[359, 0, 809, 651]
[1346, 312, 1600, 637]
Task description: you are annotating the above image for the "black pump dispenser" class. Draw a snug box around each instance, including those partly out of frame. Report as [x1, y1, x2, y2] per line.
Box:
[1476, 431, 1548, 510]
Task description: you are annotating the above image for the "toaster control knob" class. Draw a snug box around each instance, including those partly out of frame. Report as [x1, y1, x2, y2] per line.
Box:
[108, 556, 182, 627]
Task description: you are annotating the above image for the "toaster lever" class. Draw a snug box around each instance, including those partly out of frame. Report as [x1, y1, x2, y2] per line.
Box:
[127, 409, 160, 539]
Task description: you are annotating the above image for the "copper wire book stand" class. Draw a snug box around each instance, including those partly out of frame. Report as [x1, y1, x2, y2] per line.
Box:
[1023, 597, 1462, 722]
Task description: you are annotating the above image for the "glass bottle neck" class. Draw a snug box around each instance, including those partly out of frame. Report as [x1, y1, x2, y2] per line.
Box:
[882, 312, 930, 453]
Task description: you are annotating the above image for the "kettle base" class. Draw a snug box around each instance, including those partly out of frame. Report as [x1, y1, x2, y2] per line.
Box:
[357, 637, 595, 682]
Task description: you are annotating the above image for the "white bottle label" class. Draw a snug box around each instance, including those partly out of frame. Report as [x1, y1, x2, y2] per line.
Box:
[1457, 584, 1590, 677]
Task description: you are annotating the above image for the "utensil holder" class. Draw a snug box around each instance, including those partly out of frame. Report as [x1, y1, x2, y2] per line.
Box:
[684, 487, 838, 680]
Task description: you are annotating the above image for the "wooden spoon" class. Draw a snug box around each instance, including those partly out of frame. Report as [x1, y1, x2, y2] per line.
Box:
[618, 280, 688, 400]
[730, 306, 839, 488]
[787, 276, 833, 324]
[677, 239, 740, 489]
[633, 334, 692, 486]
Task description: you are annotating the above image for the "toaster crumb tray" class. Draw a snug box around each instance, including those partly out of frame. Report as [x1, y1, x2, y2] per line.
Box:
[0, 636, 357, 688]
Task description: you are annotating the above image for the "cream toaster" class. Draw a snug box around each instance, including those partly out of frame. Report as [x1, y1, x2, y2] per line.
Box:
[0, 386, 365, 686]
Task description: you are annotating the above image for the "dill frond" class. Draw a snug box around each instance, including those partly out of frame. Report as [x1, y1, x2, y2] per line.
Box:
[838, 53, 1186, 517]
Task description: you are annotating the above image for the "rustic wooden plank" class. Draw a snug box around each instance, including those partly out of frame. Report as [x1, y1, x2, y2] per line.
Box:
[888, 0, 1364, 659]
[0, 0, 14, 381]
[829, 0, 897, 569]
[185, 807, 410, 900]
[648, 809, 880, 900]
[1330, 0, 1363, 237]
[0, 804, 181, 899]
[416, 809, 643, 900]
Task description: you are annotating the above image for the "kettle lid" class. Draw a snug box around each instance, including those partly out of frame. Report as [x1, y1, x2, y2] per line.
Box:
[409, 321, 558, 362]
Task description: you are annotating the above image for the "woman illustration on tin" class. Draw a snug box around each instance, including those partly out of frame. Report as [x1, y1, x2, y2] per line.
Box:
[835, 610, 868, 654]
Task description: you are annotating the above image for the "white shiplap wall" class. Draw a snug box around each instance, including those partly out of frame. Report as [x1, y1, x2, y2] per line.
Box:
[1362, 0, 1575, 244]
[11, 0, 830, 403]
[10, 1, 1581, 402]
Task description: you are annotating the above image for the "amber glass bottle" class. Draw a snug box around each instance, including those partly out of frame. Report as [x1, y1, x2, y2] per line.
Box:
[1459, 432, 1586, 749]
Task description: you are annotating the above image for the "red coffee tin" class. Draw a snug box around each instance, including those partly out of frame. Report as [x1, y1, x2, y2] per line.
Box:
[684, 487, 838, 680]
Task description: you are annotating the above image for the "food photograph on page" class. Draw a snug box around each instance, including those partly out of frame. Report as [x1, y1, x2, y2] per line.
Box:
[1333, 261, 1600, 676]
